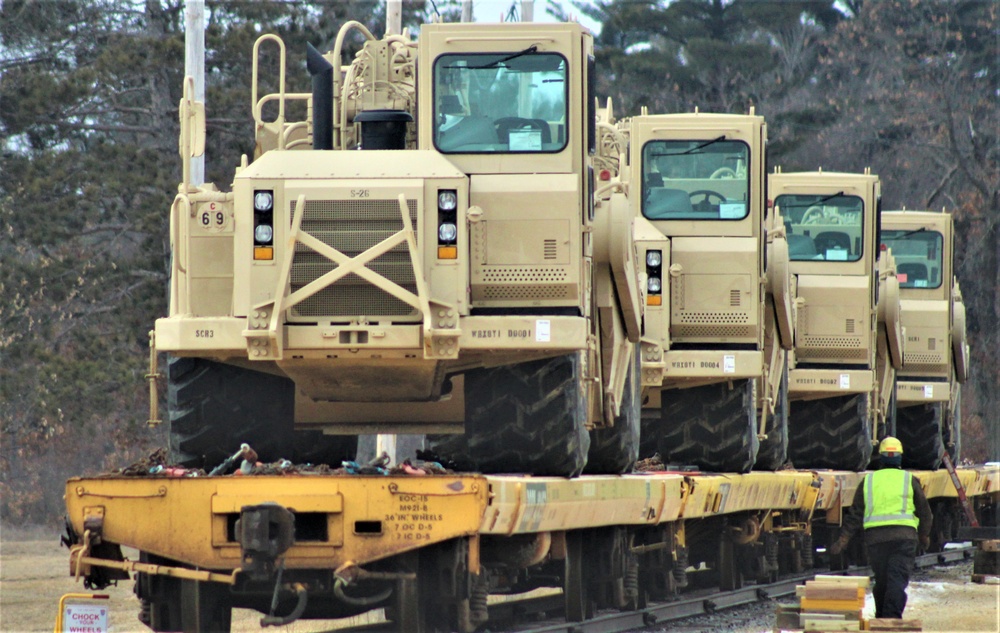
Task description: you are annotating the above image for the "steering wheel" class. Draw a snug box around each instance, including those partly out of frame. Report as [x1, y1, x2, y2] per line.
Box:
[689, 190, 726, 204]
[802, 206, 825, 224]
[710, 167, 737, 179]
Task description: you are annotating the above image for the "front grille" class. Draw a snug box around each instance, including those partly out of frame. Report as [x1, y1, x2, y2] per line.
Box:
[289, 199, 420, 319]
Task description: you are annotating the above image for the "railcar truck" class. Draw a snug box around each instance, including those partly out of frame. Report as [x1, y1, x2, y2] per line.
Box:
[157, 20, 643, 477]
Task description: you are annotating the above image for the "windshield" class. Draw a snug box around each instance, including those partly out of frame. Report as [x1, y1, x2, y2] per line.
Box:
[880, 229, 944, 288]
[777, 194, 864, 262]
[433, 52, 568, 153]
[641, 139, 750, 221]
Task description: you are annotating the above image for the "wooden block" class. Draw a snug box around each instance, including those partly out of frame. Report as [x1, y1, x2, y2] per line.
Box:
[868, 618, 922, 631]
[804, 583, 866, 601]
[804, 620, 860, 632]
[981, 539, 1000, 552]
[800, 597, 864, 612]
[813, 574, 871, 588]
[801, 611, 850, 626]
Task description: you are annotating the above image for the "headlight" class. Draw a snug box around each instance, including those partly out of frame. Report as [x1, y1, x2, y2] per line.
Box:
[438, 190, 457, 211]
[255, 224, 274, 243]
[254, 191, 273, 212]
[646, 250, 662, 268]
[438, 223, 458, 242]
[647, 276, 661, 293]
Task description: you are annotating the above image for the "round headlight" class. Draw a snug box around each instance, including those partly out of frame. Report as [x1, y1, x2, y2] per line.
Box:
[255, 224, 274, 243]
[647, 276, 662, 293]
[438, 223, 458, 242]
[438, 190, 458, 211]
[254, 191, 273, 212]
[646, 250, 662, 268]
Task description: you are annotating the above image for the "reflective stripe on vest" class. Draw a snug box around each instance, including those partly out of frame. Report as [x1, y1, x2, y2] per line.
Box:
[863, 469, 919, 530]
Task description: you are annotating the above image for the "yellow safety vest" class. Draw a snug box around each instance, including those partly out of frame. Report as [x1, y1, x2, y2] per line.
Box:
[863, 469, 919, 530]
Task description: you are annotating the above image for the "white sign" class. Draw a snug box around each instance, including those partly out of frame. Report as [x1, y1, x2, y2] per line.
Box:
[62, 603, 108, 633]
[839, 373, 850, 389]
[723, 355, 736, 373]
[719, 203, 746, 219]
[535, 319, 551, 342]
[924, 385, 934, 399]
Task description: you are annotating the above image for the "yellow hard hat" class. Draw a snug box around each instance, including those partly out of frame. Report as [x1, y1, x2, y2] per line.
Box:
[879, 436, 903, 455]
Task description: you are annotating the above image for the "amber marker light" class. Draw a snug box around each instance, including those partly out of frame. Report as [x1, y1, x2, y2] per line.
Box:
[254, 246, 274, 260]
[438, 246, 458, 259]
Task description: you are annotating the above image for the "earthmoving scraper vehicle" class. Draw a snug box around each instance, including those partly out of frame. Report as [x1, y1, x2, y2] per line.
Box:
[770, 169, 904, 471]
[881, 210, 968, 469]
[620, 111, 795, 473]
[157, 21, 644, 476]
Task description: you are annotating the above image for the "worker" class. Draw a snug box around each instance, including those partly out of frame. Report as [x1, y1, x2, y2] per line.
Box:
[829, 436, 933, 619]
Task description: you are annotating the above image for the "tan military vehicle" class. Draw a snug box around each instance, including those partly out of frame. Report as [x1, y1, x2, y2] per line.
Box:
[622, 111, 795, 473]
[770, 169, 904, 471]
[881, 210, 968, 469]
[157, 21, 644, 477]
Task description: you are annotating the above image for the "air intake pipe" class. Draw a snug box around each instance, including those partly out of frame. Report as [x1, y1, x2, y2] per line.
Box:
[306, 43, 333, 150]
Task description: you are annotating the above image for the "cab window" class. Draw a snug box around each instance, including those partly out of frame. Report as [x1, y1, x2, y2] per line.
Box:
[433, 51, 568, 154]
[641, 139, 750, 221]
[880, 229, 944, 288]
[777, 194, 865, 262]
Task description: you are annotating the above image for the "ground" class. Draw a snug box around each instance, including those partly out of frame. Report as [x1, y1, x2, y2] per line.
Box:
[3, 527, 998, 632]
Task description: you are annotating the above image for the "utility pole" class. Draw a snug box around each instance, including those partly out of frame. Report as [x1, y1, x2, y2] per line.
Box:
[387, 0, 402, 34]
[184, 0, 205, 186]
[462, 0, 474, 23]
[522, 0, 534, 22]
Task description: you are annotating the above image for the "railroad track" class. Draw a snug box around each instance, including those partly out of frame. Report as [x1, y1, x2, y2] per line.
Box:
[488, 545, 977, 633]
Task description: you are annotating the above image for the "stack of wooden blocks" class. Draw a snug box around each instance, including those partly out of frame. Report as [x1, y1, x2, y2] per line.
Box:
[774, 574, 919, 632]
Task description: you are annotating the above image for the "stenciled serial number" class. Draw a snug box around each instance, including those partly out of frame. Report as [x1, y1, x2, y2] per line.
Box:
[470, 329, 532, 339]
[194, 329, 215, 338]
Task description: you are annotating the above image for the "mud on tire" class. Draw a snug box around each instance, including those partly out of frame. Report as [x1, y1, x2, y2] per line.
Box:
[654, 379, 759, 473]
[427, 353, 590, 477]
[168, 357, 357, 469]
[788, 392, 872, 471]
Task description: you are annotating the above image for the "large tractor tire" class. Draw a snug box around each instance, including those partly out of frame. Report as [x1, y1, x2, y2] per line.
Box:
[584, 348, 641, 475]
[755, 356, 789, 471]
[428, 353, 590, 477]
[787, 393, 872, 471]
[896, 402, 944, 470]
[655, 379, 759, 473]
[168, 357, 357, 470]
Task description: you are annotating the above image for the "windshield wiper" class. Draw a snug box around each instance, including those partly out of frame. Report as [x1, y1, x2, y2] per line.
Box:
[467, 45, 538, 70]
[652, 135, 728, 157]
[780, 191, 846, 208]
[886, 227, 928, 240]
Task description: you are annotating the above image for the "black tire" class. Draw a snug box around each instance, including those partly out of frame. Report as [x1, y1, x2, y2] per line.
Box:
[755, 354, 789, 471]
[168, 357, 357, 470]
[787, 393, 872, 471]
[584, 348, 641, 474]
[180, 579, 232, 633]
[896, 402, 944, 470]
[136, 553, 182, 632]
[655, 379, 759, 473]
[428, 353, 590, 477]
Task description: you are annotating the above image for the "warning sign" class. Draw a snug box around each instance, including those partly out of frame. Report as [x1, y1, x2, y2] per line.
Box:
[57, 595, 109, 633]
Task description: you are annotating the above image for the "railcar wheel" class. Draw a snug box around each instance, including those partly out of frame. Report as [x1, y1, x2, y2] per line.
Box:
[136, 553, 182, 632]
[755, 355, 789, 471]
[564, 531, 594, 622]
[428, 353, 590, 477]
[180, 579, 232, 633]
[655, 379, 759, 473]
[896, 402, 944, 470]
[787, 392, 872, 471]
[168, 357, 357, 469]
[584, 348, 641, 474]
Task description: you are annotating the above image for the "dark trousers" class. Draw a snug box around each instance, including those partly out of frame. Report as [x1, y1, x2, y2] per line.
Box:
[866, 539, 916, 618]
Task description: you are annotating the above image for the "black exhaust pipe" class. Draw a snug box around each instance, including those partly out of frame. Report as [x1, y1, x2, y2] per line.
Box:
[306, 43, 333, 150]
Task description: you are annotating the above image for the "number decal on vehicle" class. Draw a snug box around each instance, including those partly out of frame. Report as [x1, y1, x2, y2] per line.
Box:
[195, 201, 233, 232]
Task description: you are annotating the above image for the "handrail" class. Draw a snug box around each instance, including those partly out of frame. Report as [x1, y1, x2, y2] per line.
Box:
[252, 35, 287, 149]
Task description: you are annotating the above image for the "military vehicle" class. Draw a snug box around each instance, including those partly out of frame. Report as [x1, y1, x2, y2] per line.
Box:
[157, 21, 644, 477]
[881, 210, 968, 469]
[624, 111, 795, 473]
[769, 169, 904, 471]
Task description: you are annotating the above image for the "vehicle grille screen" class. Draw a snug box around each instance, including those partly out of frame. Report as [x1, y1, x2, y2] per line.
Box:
[289, 199, 420, 319]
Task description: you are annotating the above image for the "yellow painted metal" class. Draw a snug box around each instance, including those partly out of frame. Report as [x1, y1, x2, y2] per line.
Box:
[678, 471, 816, 519]
[66, 475, 487, 571]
